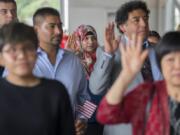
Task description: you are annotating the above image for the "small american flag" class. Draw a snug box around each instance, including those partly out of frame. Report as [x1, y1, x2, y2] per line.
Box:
[76, 100, 97, 119]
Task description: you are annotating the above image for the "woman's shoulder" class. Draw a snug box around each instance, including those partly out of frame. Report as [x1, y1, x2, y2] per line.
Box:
[126, 81, 163, 98]
[36, 78, 70, 105]
[137, 80, 165, 90]
[133, 80, 166, 96]
[0, 78, 7, 87]
[40, 78, 67, 94]
[41, 78, 63, 85]
[153, 80, 166, 92]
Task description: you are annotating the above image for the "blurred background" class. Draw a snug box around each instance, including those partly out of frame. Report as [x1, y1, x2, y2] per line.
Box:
[16, 0, 180, 45]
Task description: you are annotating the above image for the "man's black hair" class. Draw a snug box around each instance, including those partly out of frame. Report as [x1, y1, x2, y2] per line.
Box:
[0, 0, 16, 5]
[115, 0, 150, 33]
[33, 7, 60, 26]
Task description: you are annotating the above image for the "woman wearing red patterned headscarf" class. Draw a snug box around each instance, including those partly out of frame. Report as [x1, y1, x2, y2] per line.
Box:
[65, 25, 98, 79]
[65, 25, 103, 135]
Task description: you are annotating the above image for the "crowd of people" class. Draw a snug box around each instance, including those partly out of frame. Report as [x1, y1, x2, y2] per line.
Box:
[0, 0, 180, 135]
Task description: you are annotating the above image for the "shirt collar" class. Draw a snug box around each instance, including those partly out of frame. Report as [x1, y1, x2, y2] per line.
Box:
[37, 47, 43, 54]
[37, 47, 65, 57]
[122, 34, 148, 46]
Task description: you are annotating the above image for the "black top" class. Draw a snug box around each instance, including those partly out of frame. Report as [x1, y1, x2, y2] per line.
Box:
[0, 66, 4, 76]
[169, 97, 180, 135]
[0, 78, 75, 135]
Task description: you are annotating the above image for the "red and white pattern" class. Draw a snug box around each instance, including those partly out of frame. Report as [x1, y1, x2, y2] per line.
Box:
[76, 100, 97, 119]
[97, 81, 170, 135]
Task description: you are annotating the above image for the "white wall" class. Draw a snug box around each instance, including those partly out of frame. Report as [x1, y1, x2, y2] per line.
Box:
[68, 0, 166, 45]
[69, 7, 107, 45]
[67, 1, 168, 135]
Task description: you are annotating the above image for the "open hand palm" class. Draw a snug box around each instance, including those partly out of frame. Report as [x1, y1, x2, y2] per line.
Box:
[120, 35, 148, 77]
[104, 22, 119, 54]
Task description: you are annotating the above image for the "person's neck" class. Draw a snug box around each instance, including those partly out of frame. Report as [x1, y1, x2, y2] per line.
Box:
[167, 84, 180, 102]
[123, 34, 147, 44]
[6, 74, 40, 87]
[39, 43, 58, 65]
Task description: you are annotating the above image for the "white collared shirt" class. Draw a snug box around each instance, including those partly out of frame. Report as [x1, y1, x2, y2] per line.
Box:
[33, 48, 89, 112]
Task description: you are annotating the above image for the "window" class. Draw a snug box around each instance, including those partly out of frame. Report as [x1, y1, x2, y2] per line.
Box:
[16, 0, 61, 25]
[175, 0, 180, 29]
[175, 7, 180, 29]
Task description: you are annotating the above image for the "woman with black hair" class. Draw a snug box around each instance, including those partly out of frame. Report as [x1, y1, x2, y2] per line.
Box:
[97, 31, 180, 135]
[0, 22, 75, 135]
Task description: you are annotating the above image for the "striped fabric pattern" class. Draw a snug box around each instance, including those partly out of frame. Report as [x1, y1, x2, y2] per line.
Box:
[76, 100, 97, 119]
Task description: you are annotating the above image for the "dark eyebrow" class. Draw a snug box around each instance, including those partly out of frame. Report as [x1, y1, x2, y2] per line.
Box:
[0, 9, 7, 11]
[132, 16, 139, 19]
[131, 15, 148, 20]
[48, 22, 63, 25]
[131, 16, 139, 20]
[0, 9, 17, 13]
[0, 8, 16, 10]
[48, 23, 56, 25]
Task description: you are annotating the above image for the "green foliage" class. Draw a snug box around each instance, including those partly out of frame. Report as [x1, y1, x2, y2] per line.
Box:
[16, 0, 60, 25]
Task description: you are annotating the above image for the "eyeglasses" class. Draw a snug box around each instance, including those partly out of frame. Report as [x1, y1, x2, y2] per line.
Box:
[2, 46, 36, 57]
[0, 9, 17, 16]
[129, 15, 149, 24]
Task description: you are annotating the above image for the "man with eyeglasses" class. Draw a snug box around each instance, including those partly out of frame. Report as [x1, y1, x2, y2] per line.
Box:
[89, 1, 163, 135]
[0, 0, 18, 76]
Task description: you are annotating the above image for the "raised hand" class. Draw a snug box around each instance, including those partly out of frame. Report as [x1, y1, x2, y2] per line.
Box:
[104, 22, 120, 54]
[75, 119, 87, 135]
[65, 33, 80, 53]
[120, 34, 148, 80]
[105, 35, 149, 105]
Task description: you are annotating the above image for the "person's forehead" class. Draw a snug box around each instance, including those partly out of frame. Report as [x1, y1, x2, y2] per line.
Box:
[128, 9, 147, 18]
[4, 41, 34, 48]
[163, 52, 180, 58]
[43, 15, 62, 24]
[0, 2, 16, 9]
[85, 34, 96, 38]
